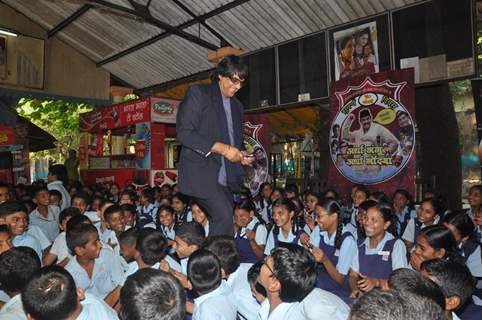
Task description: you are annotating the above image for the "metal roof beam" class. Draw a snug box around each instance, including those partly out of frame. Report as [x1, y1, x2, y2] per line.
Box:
[87, 0, 219, 51]
[170, 0, 232, 47]
[47, 4, 93, 38]
[97, 0, 249, 67]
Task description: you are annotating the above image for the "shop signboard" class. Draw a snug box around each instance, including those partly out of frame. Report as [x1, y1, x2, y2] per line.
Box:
[0, 125, 15, 145]
[150, 97, 179, 124]
[328, 69, 416, 198]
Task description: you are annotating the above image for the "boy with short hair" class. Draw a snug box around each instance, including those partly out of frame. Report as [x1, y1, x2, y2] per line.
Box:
[30, 186, 60, 243]
[100, 205, 126, 255]
[0, 246, 41, 319]
[120, 203, 137, 230]
[118, 228, 138, 264]
[48, 189, 62, 208]
[43, 207, 81, 266]
[172, 221, 205, 275]
[258, 244, 317, 320]
[71, 193, 101, 229]
[22, 265, 118, 320]
[120, 268, 185, 320]
[64, 223, 123, 305]
[188, 249, 237, 320]
[0, 200, 43, 258]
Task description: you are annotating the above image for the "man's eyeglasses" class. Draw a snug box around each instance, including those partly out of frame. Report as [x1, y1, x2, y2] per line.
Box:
[228, 75, 246, 87]
[263, 256, 276, 278]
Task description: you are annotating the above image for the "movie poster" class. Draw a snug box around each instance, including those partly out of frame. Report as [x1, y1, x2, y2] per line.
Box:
[333, 21, 379, 81]
[328, 69, 416, 197]
[243, 114, 270, 196]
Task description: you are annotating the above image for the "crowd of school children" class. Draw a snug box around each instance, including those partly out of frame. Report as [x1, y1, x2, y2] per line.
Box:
[0, 163, 481, 320]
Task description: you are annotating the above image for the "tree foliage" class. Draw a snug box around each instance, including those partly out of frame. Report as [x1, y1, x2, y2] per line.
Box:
[16, 98, 94, 162]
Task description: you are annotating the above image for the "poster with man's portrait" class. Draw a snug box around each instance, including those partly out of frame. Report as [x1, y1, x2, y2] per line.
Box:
[0, 35, 6, 79]
[333, 21, 379, 81]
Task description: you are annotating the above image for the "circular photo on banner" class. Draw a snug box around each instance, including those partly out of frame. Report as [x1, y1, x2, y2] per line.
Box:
[330, 93, 415, 185]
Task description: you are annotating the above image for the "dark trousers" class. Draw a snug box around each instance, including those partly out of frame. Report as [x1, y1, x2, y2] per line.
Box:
[195, 184, 234, 236]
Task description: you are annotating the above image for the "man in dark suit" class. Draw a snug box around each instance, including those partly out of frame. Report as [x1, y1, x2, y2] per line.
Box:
[176, 55, 253, 236]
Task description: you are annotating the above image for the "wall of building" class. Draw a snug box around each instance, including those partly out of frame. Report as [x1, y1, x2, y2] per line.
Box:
[0, 2, 110, 101]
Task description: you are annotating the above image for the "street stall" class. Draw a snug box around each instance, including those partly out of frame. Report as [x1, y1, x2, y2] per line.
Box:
[79, 97, 180, 188]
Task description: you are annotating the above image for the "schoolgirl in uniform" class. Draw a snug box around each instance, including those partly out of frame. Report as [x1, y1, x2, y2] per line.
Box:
[392, 189, 416, 236]
[302, 198, 357, 303]
[467, 185, 482, 219]
[137, 188, 158, 229]
[234, 199, 268, 263]
[264, 198, 305, 256]
[348, 203, 407, 297]
[171, 193, 192, 224]
[402, 198, 443, 250]
[191, 201, 210, 237]
[302, 191, 320, 233]
[344, 199, 377, 240]
[348, 186, 369, 226]
[254, 182, 272, 225]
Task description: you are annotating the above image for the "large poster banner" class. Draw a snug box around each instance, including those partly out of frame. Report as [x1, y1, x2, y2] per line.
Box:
[328, 69, 416, 198]
[243, 114, 270, 196]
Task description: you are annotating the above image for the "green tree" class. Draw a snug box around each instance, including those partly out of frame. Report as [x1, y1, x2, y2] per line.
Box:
[16, 98, 94, 163]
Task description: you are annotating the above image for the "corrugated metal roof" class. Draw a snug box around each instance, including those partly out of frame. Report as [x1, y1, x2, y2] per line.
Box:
[3, 0, 425, 89]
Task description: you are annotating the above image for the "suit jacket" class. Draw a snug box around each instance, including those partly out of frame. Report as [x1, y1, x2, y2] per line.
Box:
[176, 82, 245, 198]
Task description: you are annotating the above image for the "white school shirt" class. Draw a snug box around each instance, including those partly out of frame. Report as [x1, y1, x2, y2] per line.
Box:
[180, 257, 189, 275]
[237, 217, 268, 246]
[203, 221, 210, 237]
[309, 225, 357, 275]
[29, 205, 60, 243]
[47, 180, 71, 210]
[461, 242, 482, 277]
[0, 289, 10, 303]
[264, 228, 302, 256]
[299, 288, 350, 320]
[402, 216, 440, 243]
[256, 299, 303, 320]
[255, 199, 271, 224]
[137, 203, 158, 221]
[12, 232, 43, 260]
[121, 256, 181, 285]
[350, 232, 408, 273]
[226, 263, 260, 320]
[160, 224, 176, 240]
[84, 211, 102, 231]
[344, 222, 358, 240]
[193, 281, 237, 320]
[77, 293, 119, 320]
[26, 224, 51, 250]
[50, 231, 73, 262]
[0, 294, 26, 320]
[65, 246, 123, 299]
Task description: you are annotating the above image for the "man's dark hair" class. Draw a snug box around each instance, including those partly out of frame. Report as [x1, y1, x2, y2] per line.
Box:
[71, 192, 91, 206]
[66, 214, 91, 232]
[350, 288, 444, 320]
[175, 221, 205, 246]
[59, 207, 81, 225]
[0, 200, 27, 218]
[203, 235, 240, 275]
[359, 108, 372, 120]
[140, 188, 155, 204]
[48, 189, 62, 202]
[119, 228, 139, 246]
[121, 203, 137, 216]
[421, 259, 475, 309]
[211, 55, 248, 81]
[104, 204, 122, 222]
[66, 223, 98, 255]
[120, 268, 186, 320]
[388, 268, 445, 310]
[33, 185, 49, 198]
[187, 249, 222, 295]
[48, 164, 68, 185]
[0, 246, 41, 294]
[247, 260, 267, 298]
[270, 243, 317, 302]
[136, 228, 168, 265]
[21, 266, 78, 320]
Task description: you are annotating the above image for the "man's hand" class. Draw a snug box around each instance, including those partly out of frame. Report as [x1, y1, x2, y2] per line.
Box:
[211, 142, 243, 162]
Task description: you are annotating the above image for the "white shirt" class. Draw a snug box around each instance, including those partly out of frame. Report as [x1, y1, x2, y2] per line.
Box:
[226, 263, 260, 320]
[47, 180, 71, 210]
[26, 224, 51, 250]
[29, 205, 60, 243]
[77, 293, 119, 320]
[0, 290, 10, 303]
[350, 232, 408, 273]
[65, 247, 123, 299]
[402, 216, 440, 243]
[193, 281, 237, 320]
[255, 199, 271, 224]
[0, 294, 26, 320]
[237, 217, 268, 246]
[264, 228, 302, 256]
[50, 231, 73, 262]
[181, 257, 189, 275]
[462, 243, 482, 277]
[84, 211, 102, 231]
[257, 299, 303, 320]
[298, 288, 350, 320]
[12, 232, 43, 260]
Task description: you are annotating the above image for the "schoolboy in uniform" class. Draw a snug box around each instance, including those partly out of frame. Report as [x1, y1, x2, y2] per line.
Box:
[22, 266, 118, 320]
[0, 247, 41, 320]
[0, 200, 43, 259]
[30, 186, 60, 243]
[120, 268, 186, 320]
[172, 221, 206, 276]
[188, 249, 237, 320]
[64, 223, 123, 306]
[204, 236, 260, 320]
[258, 244, 316, 320]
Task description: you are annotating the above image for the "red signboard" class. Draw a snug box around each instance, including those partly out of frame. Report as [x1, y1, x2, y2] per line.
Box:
[327, 69, 416, 199]
[79, 98, 151, 132]
[0, 126, 15, 145]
